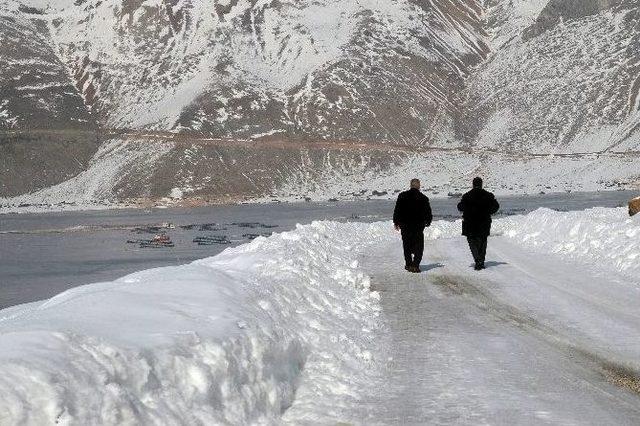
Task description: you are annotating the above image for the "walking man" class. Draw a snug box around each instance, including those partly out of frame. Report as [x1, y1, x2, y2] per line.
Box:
[393, 178, 433, 273]
[457, 177, 500, 270]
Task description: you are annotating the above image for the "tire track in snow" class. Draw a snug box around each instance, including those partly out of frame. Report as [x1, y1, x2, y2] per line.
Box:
[430, 273, 640, 401]
[362, 237, 640, 424]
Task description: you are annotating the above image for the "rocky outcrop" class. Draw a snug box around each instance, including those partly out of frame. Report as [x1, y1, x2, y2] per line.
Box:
[629, 197, 640, 216]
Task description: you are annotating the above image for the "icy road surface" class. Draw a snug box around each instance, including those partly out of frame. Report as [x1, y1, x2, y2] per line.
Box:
[361, 230, 640, 424]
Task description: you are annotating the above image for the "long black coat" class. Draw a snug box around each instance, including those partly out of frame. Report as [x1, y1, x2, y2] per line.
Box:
[393, 188, 433, 229]
[457, 188, 500, 237]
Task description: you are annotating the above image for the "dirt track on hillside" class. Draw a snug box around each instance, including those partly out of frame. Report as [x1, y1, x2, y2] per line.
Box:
[4, 128, 639, 159]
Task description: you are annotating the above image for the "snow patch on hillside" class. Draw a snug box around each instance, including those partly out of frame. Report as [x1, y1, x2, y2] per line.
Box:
[471, 3, 640, 154]
[485, 0, 552, 48]
[476, 108, 517, 149]
[0, 99, 19, 128]
[261, 151, 640, 203]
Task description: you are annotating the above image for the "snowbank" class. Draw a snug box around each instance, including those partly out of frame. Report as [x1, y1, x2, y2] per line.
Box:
[494, 207, 640, 276]
[419, 206, 640, 277]
[0, 222, 388, 425]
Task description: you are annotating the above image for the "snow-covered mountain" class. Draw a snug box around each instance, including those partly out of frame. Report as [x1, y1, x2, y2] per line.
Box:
[0, 0, 638, 208]
[468, 0, 640, 154]
[17, 0, 486, 137]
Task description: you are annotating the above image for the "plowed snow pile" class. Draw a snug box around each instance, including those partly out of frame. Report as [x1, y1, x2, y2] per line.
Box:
[0, 208, 638, 424]
[496, 207, 640, 274]
[0, 222, 388, 424]
[423, 206, 640, 277]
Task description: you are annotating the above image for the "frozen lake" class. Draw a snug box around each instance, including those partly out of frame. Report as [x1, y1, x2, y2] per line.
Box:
[0, 190, 635, 309]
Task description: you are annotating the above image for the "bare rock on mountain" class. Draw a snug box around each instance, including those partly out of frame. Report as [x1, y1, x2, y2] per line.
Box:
[629, 196, 640, 216]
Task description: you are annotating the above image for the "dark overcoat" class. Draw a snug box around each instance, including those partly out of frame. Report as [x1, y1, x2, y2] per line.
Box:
[393, 188, 433, 229]
[457, 188, 500, 237]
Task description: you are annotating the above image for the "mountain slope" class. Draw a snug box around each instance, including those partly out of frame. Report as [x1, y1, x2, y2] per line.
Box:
[466, 0, 640, 154]
[42, 0, 487, 141]
[0, 0, 638, 209]
[0, 1, 99, 197]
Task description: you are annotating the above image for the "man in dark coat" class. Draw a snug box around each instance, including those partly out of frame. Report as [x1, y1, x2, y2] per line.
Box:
[393, 178, 433, 273]
[457, 177, 500, 270]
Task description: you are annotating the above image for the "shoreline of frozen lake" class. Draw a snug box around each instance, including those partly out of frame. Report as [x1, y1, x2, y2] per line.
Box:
[0, 190, 636, 309]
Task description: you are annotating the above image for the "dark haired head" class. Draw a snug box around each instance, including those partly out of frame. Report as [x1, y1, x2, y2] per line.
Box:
[473, 177, 483, 188]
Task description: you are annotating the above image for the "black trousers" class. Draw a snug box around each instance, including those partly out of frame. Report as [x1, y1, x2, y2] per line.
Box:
[466, 236, 488, 266]
[401, 227, 424, 267]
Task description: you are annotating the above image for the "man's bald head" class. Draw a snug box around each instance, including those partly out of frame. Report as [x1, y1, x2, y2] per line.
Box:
[410, 178, 421, 189]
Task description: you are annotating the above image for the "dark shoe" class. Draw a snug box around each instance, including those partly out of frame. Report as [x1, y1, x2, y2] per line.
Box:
[474, 264, 482, 270]
[404, 265, 411, 272]
[413, 265, 421, 273]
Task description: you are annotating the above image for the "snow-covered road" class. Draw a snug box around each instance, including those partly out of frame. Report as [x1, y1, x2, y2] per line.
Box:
[362, 234, 640, 424]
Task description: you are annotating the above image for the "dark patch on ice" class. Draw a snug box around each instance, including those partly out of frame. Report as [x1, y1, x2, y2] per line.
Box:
[193, 235, 231, 245]
[498, 207, 526, 216]
[179, 223, 227, 231]
[126, 238, 174, 248]
[199, 223, 227, 231]
[131, 225, 170, 234]
[229, 222, 278, 229]
[242, 232, 272, 240]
